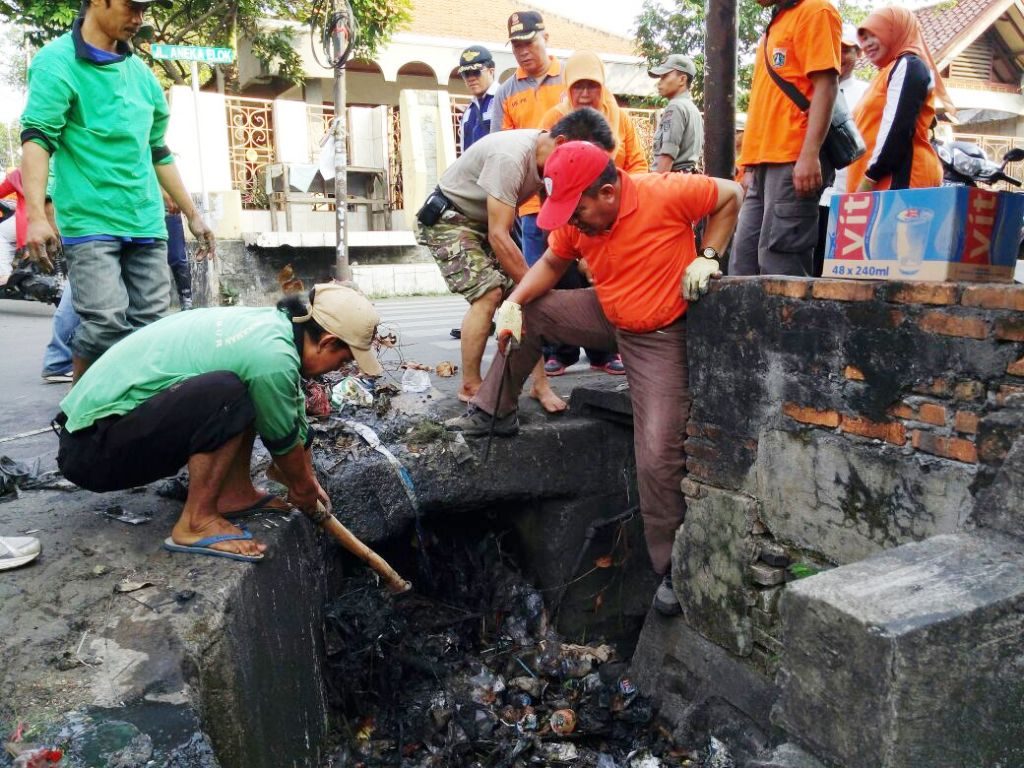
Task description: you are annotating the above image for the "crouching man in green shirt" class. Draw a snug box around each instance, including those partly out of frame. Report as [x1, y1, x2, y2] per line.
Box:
[55, 284, 382, 562]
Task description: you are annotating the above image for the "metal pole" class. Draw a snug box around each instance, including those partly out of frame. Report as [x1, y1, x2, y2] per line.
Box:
[704, 0, 738, 180]
[333, 67, 351, 281]
[190, 60, 210, 218]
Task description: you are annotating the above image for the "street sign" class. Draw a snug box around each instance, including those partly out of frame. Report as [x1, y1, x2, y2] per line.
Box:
[150, 44, 235, 65]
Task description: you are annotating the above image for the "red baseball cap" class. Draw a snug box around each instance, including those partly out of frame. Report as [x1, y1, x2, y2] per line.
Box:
[537, 141, 614, 231]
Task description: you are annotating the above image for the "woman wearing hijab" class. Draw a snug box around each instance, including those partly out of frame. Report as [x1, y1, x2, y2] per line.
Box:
[536, 51, 643, 376]
[540, 50, 648, 175]
[847, 6, 954, 192]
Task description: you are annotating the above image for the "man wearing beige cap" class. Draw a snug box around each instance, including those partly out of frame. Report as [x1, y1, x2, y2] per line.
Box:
[54, 284, 382, 563]
[649, 54, 704, 173]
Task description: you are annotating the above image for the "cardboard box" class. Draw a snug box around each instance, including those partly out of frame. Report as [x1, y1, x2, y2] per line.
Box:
[824, 187, 1024, 282]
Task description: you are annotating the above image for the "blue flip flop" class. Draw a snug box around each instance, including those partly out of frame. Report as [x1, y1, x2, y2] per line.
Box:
[163, 530, 264, 563]
[222, 493, 291, 519]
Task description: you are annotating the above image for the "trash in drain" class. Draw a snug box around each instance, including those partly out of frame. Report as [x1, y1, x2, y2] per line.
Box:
[322, 531, 699, 767]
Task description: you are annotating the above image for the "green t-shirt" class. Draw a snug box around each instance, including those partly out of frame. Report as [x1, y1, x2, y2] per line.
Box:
[61, 308, 309, 455]
[21, 25, 173, 238]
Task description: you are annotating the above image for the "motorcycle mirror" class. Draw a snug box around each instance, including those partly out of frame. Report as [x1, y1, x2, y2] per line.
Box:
[1002, 148, 1024, 163]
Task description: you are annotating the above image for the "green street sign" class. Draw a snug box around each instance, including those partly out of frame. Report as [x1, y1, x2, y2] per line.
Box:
[150, 44, 235, 64]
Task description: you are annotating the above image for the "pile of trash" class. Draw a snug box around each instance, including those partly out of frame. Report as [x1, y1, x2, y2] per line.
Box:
[322, 530, 700, 767]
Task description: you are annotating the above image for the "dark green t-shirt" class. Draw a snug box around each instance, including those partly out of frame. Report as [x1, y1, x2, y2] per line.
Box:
[61, 308, 309, 455]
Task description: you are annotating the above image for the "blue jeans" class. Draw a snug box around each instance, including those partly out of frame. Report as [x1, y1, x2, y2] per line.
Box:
[64, 239, 170, 360]
[166, 214, 191, 299]
[41, 288, 80, 375]
[520, 214, 547, 267]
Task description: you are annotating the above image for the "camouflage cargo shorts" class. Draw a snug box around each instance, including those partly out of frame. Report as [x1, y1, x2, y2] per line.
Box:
[417, 210, 513, 303]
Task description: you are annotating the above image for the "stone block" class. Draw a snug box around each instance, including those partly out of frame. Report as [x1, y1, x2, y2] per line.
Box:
[973, 413, 1024, 540]
[758, 541, 790, 567]
[672, 485, 759, 656]
[749, 743, 827, 768]
[750, 562, 786, 586]
[755, 586, 783, 614]
[756, 430, 973, 564]
[774, 534, 1024, 768]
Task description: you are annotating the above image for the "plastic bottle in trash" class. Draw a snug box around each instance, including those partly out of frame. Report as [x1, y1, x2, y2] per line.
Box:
[401, 368, 431, 393]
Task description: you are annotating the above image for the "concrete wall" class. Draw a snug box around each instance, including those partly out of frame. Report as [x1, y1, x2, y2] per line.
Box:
[632, 277, 1024, 767]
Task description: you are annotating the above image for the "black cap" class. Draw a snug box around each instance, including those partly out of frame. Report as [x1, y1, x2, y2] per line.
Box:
[458, 45, 495, 74]
[507, 10, 545, 41]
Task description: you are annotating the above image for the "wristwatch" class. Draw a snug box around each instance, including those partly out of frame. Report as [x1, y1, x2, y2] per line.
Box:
[701, 246, 720, 261]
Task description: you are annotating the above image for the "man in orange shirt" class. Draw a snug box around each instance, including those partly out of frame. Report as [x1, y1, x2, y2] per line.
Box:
[733, 0, 841, 276]
[491, 10, 566, 266]
[446, 142, 743, 615]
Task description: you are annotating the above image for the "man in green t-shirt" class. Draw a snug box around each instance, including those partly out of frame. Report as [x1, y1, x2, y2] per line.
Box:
[20, 0, 215, 382]
[56, 284, 382, 563]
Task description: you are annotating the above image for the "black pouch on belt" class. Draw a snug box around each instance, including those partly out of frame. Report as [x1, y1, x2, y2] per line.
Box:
[416, 187, 451, 226]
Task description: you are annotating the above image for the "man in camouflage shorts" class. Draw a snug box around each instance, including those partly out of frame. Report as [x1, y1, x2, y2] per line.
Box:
[416, 109, 614, 410]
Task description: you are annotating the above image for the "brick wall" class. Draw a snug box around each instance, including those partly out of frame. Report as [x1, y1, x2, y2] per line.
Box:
[673, 277, 1024, 673]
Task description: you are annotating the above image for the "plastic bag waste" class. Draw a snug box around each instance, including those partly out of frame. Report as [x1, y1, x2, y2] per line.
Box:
[401, 368, 431, 393]
[331, 376, 374, 408]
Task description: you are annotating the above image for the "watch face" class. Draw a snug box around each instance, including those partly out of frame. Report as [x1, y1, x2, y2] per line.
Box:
[702, 248, 718, 260]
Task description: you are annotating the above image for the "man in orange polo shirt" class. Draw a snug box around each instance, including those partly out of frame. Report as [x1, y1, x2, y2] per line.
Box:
[446, 142, 743, 615]
[491, 10, 566, 266]
[733, 0, 841, 276]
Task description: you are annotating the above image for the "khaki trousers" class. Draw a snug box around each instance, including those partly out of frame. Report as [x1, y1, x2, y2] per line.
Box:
[472, 288, 689, 574]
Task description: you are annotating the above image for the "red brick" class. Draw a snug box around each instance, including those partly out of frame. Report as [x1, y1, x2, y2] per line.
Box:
[811, 280, 877, 302]
[918, 310, 989, 340]
[1008, 357, 1024, 377]
[686, 422, 723, 441]
[954, 411, 979, 435]
[888, 403, 916, 420]
[913, 378, 949, 396]
[996, 384, 1024, 406]
[884, 282, 959, 306]
[954, 380, 985, 401]
[888, 310, 908, 328]
[911, 430, 978, 463]
[995, 317, 1024, 342]
[684, 438, 720, 463]
[840, 415, 907, 445]
[917, 403, 947, 426]
[961, 285, 1024, 311]
[783, 403, 841, 428]
[844, 365, 866, 381]
[763, 278, 810, 299]
[686, 458, 714, 482]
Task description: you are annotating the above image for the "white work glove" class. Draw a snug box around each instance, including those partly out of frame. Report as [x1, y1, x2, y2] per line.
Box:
[494, 300, 522, 350]
[683, 256, 721, 301]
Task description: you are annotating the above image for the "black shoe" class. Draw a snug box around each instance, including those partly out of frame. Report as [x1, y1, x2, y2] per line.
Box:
[450, 328, 461, 339]
[653, 574, 682, 616]
[444, 405, 519, 437]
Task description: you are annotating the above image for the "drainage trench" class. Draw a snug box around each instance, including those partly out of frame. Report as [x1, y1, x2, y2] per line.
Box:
[317, 501, 669, 767]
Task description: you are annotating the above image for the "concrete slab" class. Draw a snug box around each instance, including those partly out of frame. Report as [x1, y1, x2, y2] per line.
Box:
[775, 533, 1024, 768]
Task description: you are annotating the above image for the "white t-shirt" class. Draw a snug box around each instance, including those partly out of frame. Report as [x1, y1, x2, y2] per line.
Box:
[820, 75, 870, 207]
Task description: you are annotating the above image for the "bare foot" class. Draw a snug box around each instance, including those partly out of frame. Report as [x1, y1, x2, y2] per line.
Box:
[458, 381, 481, 404]
[170, 514, 267, 558]
[530, 384, 568, 413]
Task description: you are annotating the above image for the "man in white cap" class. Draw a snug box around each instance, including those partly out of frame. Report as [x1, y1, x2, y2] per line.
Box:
[649, 54, 704, 173]
[54, 285, 383, 563]
[813, 23, 869, 275]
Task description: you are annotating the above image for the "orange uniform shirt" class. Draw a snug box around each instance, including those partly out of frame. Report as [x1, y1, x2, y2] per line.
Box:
[493, 57, 566, 216]
[539, 105, 648, 174]
[548, 171, 719, 333]
[739, 0, 841, 166]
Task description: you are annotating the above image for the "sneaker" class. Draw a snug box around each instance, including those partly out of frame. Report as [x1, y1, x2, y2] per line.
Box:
[653, 574, 682, 616]
[544, 358, 567, 376]
[42, 371, 73, 384]
[0, 536, 41, 571]
[592, 355, 626, 375]
[444, 405, 519, 437]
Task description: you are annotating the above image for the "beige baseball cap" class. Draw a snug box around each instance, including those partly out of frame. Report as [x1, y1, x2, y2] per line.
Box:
[294, 283, 383, 376]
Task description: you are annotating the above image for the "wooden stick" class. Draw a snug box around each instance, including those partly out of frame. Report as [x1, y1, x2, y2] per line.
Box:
[310, 502, 411, 594]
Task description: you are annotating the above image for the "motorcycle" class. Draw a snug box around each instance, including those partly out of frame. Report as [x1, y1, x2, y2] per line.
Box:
[934, 140, 1024, 188]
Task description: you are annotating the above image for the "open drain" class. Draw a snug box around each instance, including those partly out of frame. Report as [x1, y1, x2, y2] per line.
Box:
[320, 519, 700, 767]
